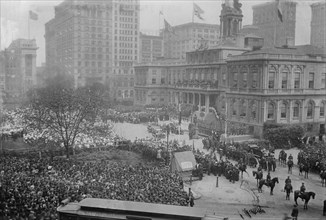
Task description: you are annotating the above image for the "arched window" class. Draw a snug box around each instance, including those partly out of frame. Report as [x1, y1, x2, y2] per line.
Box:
[240, 100, 247, 117]
[233, 72, 238, 88]
[267, 103, 275, 119]
[232, 99, 237, 116]
[294, 69, 301, 89]
[241, 68, 247, 88]
[251, 68, 258, 88]
[281, 68, 289, 89]
[280, 102, 287, 119]
[307, 101, 314, 119]
[251, 101, 257, 120]
[293, 102, 300, 119]
[320, 102, 325, 117]
[268, 67, 276, 89]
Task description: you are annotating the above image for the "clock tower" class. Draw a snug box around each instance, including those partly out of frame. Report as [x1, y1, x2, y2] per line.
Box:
[220, 0, 243, 39]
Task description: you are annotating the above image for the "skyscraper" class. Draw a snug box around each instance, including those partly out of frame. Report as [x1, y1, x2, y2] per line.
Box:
[252, 0, 297, 48]
[139, 33, 164, 63]
[3, 39, 38, 106]
[311, 1, 326, 50]
[163, 22, 220, 59]
[45, 0, 139, 101]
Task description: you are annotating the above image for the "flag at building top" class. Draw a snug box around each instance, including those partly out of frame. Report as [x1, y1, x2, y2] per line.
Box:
[29, 10, 38, 20]
[164, 19, 176, 35]
[277, 0, 283, 22]
[193, 3, 204, 20]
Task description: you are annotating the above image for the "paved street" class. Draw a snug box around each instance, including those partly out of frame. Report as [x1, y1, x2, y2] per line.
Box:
[113, 122, 326, 220]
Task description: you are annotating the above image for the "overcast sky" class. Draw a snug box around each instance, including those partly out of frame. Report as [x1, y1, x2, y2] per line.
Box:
[0, 0, 319, 66]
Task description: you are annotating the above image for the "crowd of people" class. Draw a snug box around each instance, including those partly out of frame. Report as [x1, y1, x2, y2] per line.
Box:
[297, 144, 326, 172]
[0, 154, 189, 219]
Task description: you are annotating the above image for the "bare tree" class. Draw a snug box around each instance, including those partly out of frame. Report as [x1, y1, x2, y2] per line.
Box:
[25, 74, 109, 158]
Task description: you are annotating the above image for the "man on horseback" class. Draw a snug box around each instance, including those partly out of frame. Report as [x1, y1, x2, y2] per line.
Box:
[288, 154, 293, 161]
[284, 176, 292, 200]
[300, 183, 306, 201]
[266, 172, 271, 185]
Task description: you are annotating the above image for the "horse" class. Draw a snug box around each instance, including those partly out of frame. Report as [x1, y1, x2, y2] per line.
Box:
[253, 170, 263, 186]
[238, 163, 248, 178]
[294, 191, 315, 209]
[299, 163, 309, 179]
[287, 160, 294, 174]
[258, 177, 279, 195]
[320, 170, 326, 187]
[284, 183, 293, 200]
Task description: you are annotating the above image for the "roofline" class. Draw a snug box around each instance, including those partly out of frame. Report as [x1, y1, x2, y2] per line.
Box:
[252, 0, 297, 9]
[172, 22, 219, 29]
[311, 1, 326, 7]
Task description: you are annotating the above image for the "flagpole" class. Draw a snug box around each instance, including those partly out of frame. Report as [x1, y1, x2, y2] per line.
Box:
[192, 1, 194, 23]
[159, 12, 161, 33]
[28, 14, 30, 40]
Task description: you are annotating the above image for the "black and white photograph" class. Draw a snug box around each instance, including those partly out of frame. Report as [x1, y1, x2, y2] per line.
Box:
[0, 0, 325, 219]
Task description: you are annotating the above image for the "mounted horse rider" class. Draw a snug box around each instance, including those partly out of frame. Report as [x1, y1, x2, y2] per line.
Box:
[300, 183, 306, 201]
[284, 176, 293, 200]
[266, 172, 272, 185]
[288, 154, 293, 162]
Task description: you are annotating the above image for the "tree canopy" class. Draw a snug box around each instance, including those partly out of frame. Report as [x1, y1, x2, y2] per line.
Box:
[25, 74, 110, 157]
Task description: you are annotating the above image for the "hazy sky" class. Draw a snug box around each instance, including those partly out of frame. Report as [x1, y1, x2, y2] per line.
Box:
[0, 0, 318, 66]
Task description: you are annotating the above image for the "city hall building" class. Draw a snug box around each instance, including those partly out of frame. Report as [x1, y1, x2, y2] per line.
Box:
[134, 1, 326, 137]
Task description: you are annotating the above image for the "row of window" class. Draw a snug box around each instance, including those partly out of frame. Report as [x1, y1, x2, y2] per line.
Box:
[117, 89, 134, 98]
[268, 70, 326, 89]
[267, 101, 326, 120]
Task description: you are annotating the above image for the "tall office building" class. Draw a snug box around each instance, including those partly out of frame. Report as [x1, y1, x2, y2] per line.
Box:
[163, 22, 220, 59]
[311, 1, 326, 50]
[45, 0, 139, 101]
[139, 33, 164, 63]
[3, 39, 38, 106]
[252, 0, 297, 48]
[0, 51, 5, 112]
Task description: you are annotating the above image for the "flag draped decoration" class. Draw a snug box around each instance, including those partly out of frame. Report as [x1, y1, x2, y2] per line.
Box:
[277, 0, 283, 22]
[164, 19, 175, 35]
[193, 3, 204, 20]
[29, 10, 38, 21]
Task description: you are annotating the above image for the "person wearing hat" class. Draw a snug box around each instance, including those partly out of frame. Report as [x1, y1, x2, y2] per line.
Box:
[300, 182, 306, 201]
[291, 204, 299, 220]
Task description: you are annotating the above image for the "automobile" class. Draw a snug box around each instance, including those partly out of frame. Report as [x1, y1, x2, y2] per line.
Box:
[248, 145, 268, 158]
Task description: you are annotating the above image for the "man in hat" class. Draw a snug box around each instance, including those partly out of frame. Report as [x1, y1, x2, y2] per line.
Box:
[291, 204, 299, 220]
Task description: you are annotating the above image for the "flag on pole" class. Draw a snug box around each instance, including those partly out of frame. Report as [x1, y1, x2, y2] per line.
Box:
[29, 10, 38, 20]
[164, 19, 176, 35]
[193, 3, 204, 20]
[277, 0, 283, 22]
[178, 104, 182, 125]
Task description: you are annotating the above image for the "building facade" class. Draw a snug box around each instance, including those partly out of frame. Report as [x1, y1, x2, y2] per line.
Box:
[45, 0, 139, 101]
[227, 46, 326, 136]
[135, 44, 326, 137]
[163, 22, 220, 60]
[252, 0, 296, 48]
[139, 33, 164, 63]
[310, 1, 326, 49]
[3, 39, 38, 106]
[0, 52, 5, 113]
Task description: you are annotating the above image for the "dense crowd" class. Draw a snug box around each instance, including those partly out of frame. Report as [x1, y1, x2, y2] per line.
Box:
[0, 155, 188, 219]
[297, 143, 326, 172]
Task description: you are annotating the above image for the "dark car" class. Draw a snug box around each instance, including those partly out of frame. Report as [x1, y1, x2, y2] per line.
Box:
[248, 145, 268, 158]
